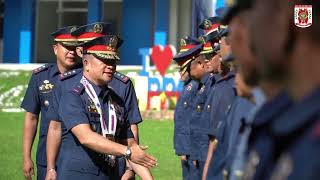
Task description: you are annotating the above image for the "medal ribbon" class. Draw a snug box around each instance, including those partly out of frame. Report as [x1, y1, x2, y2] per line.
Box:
[80, 76, 117, 136]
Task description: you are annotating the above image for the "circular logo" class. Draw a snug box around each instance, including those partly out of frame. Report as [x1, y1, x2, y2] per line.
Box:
[108, 36, 118, 50]
[93, 23, 103, 34]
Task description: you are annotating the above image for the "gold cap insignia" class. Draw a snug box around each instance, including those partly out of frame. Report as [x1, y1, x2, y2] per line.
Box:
[108, 36, 118, 50]
[204, 19, 212, 29]
[70, 26, 77, 33]
[93, 23, 103, 34]
[180, 38, 187, 47]
[199, 36, 206, 44]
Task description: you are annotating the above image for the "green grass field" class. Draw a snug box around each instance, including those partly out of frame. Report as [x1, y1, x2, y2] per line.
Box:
[0, 112, 181, 179]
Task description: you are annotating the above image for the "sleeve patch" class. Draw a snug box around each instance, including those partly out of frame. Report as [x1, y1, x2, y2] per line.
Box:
[70, 84, 85, 95]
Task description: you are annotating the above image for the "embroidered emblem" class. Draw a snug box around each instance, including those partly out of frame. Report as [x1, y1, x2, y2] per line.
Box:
[186, 83, 193, 91]
[39, 80, 54, 93]
[294, 5, 312, 28]
[93, 23, 103, 33]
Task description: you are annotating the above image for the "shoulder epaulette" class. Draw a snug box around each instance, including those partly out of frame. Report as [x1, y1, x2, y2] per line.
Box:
[33, 64, 50, 74]
[70, 83, 85, 95]
[113, 71, 130, 84]
[60, 68, 81, 80]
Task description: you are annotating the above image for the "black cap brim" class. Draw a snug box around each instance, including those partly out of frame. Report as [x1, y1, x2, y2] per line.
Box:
[221, 6, 240, 25]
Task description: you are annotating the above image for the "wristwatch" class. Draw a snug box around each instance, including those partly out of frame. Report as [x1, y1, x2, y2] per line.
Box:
[124, 146, 132, 159]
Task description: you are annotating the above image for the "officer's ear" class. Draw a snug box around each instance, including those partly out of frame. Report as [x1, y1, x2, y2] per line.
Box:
[53, 43, 58, 55]
[76, 47, 83, 58]
[82, 55, 91, 72]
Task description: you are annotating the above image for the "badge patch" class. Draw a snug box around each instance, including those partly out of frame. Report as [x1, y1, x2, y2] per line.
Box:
[186, 83, 193, 91]
[39, 80, 54, 93]
[87, 98, 98, 113]
[294, 5, 312, 28]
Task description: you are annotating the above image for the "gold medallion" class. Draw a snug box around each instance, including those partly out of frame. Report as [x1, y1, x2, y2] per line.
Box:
[93, 23, 103, 34]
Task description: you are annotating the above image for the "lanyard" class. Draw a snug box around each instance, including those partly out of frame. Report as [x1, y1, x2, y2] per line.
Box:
[80, 76, 117, 136]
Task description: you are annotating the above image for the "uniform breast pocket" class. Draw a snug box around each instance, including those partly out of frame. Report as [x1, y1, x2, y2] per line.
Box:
[39, 92, 53, 110]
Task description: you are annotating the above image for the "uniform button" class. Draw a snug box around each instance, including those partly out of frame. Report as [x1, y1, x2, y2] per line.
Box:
[183, 102, 187, 107]
[197, 105, 201, 112]
[44, 100, 50, 106]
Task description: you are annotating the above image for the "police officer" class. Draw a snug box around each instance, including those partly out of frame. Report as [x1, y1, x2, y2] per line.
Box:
[244, 0, 320, 179]
[21, 25, 80, 180]
[45, 22, 144, 179]
[173, 36, 199, 180]
[221, 0, 294, 179]
[198, 17, 221, 77]
[202, 47, 237, 180]
[56, 35, 156, 179]
[174, 36, 210, 179]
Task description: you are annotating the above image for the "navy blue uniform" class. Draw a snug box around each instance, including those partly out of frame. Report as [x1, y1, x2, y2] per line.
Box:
[57, 75, 133, 180]
[245, 90, 320, 180]
[189, 73, 217, 179]
[226, 88, 265, 180]
[206, 97, 254, 180]
[204, 72, 236, 180]
[241, 92, 292, 180]
[173, 78, 198, 179]
[47, 68, 141, 176]
[21, 63, 61, 179]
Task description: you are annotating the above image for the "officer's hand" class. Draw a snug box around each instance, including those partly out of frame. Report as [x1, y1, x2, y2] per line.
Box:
[130, 144, 157, 168]
[180, 155, 187, 161]
[139, 145, 149, 150]
[23, 158, 34, 180]
[121, 169, 135, 180]
[45, 169, 57, 180]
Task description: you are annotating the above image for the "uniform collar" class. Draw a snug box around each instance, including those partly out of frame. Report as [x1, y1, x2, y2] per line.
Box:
[253, 92, 292, 127]
[252, 87, 266, 107]
[184, 77, 192, 86]
[200, 73, 210, 85]
[271, 88, 320, 136]
[50, 64, 60, 77]
[84, 75, 108, 98]
[216, 71, 235, 83]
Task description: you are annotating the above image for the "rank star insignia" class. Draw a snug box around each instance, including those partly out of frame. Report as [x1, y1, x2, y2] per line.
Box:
[186, 83, 193, 91]
[199, 85, 205, 94]
[294, 5, 312, 28]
